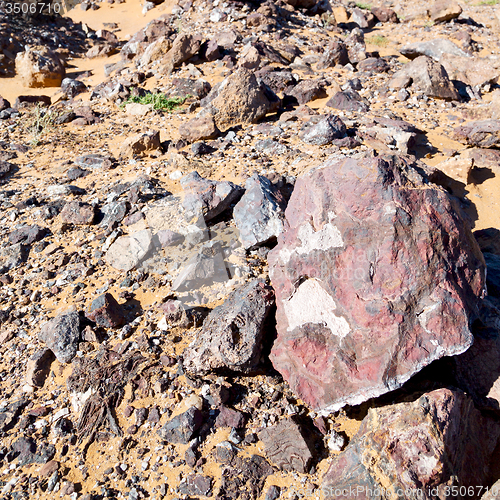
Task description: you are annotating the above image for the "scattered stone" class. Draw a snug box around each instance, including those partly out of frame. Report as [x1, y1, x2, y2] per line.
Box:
[326, 90, 368, 112]
[120, 130, 161, 157]
[179, 114, 220, 143]
[15, 46, 65, 88]
[179, 475, 213, 497]
[390, 55, 460, 100]
[323, 389, 499, 494]
[39, 309, 81, 364]
[430, 0, 462, 23]
[269, 155, 485, 413]
[183, 279, 275, 374]
[300, 114, 347, 145]
[259, 418, 314, 473]
[61, 78, 87, 98]
[233, 174, 286, 249]
[285, 78, 327, 105]
[26, 349, 55, 388]
[181, 171, 243, 221]
[105, 230, 154, 271]
[157, 406, 203, 444]
[60, 201, 96, 225]
[9, 225, 47, 245]
[86, 293, 125, 328]
[215, 406, 246, 429]
[453, 120, 500, 149]
[400, 38, 469, 61]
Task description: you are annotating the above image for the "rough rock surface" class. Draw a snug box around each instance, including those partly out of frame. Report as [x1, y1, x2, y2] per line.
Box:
[453, 120, 500, 149]
[390, 55, 460, 100]
[259, 418, 313, 473]
[233, 174, 287, 249]
[60, 201, 96, 225]
[268, 155, 485, 413]
[181, 171, 243, 222]
[205, 68, 279, 132]
[15, 46, 65, 88]
[86, 293, 124, 328]
[183, 279, 275, 374]
[300, 115, 347, 145]
[105, 230, 153, 271]
[322, 389, 499, 497]
[39, 309, 81, 364]
[157, 406, 203, 444]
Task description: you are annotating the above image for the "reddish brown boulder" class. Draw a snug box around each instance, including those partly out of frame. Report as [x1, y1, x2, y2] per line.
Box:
[453, 120, 500, 149]
[268, 155, 485, 413]
[60, 201, 96, 225]
[322, 389, 499, 498]
[86, 293, 124, 328]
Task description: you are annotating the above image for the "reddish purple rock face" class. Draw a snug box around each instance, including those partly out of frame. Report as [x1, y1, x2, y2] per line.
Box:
[269, 155, 485, 413]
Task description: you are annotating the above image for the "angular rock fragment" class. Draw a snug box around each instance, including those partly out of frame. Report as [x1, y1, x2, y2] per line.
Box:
[86, 293, 124, 328]
[9, 225, 47, 245]
[233, 174, 287, 249]
[300, 115, 347, 146]
[105, 229, 153, 271]
[215, 406, 246, 429]
[179, 114, 220, 143]
[60, 201, 96, 225]
[285, 78, 328, 105]
[326, 90, 368, 112]
[26, 349, 55, 388]
[183, 279, 275, 375]
[120, 130, 161, 157]
[204, 68, 280, 132]
[322, 389, 499, 497]
[157, 406, 203, 444]
[390, 55, 460, 100]
[179, 475, 213, 497]
[430, 0, 462, 23]
[181, 171, 243, 222]
[259, 418, 313, 473]
[15, 46, 65, 88]
[453, 120, 500, 149]
[39, 309, 81, 364]
[268, 155, 485, 413]
[400, 38, 469, 61]
[0, 160, 14, 178]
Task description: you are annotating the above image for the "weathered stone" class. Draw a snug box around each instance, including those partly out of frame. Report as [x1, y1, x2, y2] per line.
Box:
[120, 130, 161, 157]
[105, 230, 153, 271]
[12, 437, 55, 466]
[453, 120, 500, 148]
[440, 54, 500, 88]
[400, 38, 469, 61]
[183, 279, 275, 374]
[14, 95, 51, 108]
[215, 406, 246, 429]
[74, 154, 113, 170]
[181, 171, 243, 222]
[259, 70, 297, 94]
[300, 114, 347, 146]
[86, 293, 124, 328]
[345, 29, 367, 65]
[179, 114, 220, 143]
[206, 68, 280, 132]
[357, 57, 390, 73]
[371, 7, 398, 23]
[285, 78, 328, 105]
[61, 78, 87, 98]
[0, 96, 11, 112]
[390, 55, 460, 100]
[326, 90, 368, 112]
[179, 475, 213, 497]
[157, 406, 203, 444]
[170, 77, 211, 99]
[60, 201, 96, 225]
[259, 418, 313, 473]
[204, 39, 221, 61]
[350, 8, 376, 29]
[233, 174, 286, 249]
[9, 225, 47, 245]
[26, 349, 55, 388]
[39, 309, 81, 364]
[0, 160, 14, 178]
[15, 46, 65, 88]
[322, 389, 499, 497]
[430, 0, 462, 23]
[268, 155, 485, 413]
[163, 33, 203, 71]
[0, 244, 29, 272]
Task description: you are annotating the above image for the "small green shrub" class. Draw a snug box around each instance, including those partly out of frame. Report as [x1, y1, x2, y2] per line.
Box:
[355, 2, 372, 9]
[25, 104, 61, 146]
[123, 93, 190, 112]
[366, 35, 389, 47]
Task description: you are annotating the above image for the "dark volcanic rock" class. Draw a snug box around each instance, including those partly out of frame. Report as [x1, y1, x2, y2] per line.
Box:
[268, 155, 485, 413]
[233, 174, 287, 249]
[157, 406, 203, 444]
[181, 171, 243, 222]
[9, 225, 47, 245]
[300, 115, 347, 145]
[39, 309, 81, 364]
[215, 406, 246, 429]
[322, 389, 499, 497]
[285, 78, 328, 105]
[326, 90, 369, 112]
[0, 160, 14, 178]
[12, 437, 56, 466]
[453, 120, 500, 149]
[179, 475, 213, 497]
[183, 279, 275, 374]
[357, 57, 390, 73]
[86, 293, 124, 328]
[259, 418, 314, 473]
[316, 40, 349, 69]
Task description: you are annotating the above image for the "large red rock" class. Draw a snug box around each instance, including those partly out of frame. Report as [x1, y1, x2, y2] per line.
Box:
[268, 155, 485, 413]
[322, 389, 499, 498]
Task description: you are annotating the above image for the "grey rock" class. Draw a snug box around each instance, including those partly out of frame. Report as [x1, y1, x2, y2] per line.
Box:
[183, 279, 275, 374]
[326, 90, 369, 112]
[105, 229, 154, 272]
[39, 309, 81, 364]
[9, 225, 47, 245]
[300, 114, 347, 145]
[157, 406, 203, 444]
[233, 174, 286, 249]
[400, 38, 469, 61]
